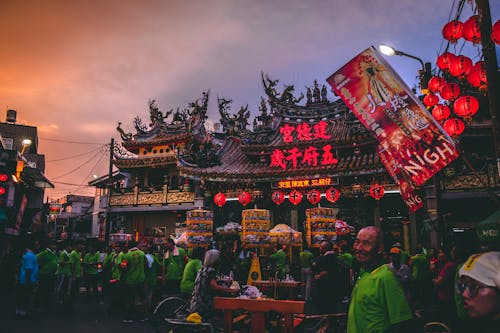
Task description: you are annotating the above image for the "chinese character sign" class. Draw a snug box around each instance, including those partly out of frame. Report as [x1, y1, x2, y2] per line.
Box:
[326, 46, 459, 188]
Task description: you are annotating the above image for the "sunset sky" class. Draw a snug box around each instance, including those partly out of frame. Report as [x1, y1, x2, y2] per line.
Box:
[0, 0, 498, 200]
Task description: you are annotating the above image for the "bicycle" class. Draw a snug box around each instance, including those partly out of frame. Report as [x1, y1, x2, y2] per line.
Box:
[151, 295, 189, 333]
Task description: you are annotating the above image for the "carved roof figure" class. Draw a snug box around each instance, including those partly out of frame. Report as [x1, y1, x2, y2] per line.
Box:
[116, 122, 132, 141]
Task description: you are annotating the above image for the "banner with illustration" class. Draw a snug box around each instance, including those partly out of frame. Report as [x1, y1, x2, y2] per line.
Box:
[327, 46, 459, 210]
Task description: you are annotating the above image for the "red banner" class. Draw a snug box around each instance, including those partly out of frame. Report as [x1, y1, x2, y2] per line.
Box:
[327, 47, 459, 210]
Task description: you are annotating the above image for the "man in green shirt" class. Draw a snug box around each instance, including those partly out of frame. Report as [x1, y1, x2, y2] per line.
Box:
[410, 244, 432, 309]
[55, 242, 72, 304]
[68, 241, 83, 313]
[299, 247, 313, 301]
[348, 227, 413, 333]
[122, 242, 146, 322]
[36, 240, 58, 309]
[144, 246, 161, 313]
[161, 238, 186, 295]
[83, 244, 100, 299]
[180, 247, 204, 296]
[270, 244, 288, 279]
[106, 244, 125, 316]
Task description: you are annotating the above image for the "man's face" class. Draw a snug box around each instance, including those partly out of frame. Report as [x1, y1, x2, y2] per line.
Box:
[460, 276, 499, 318]
[353, 228, 382, 265]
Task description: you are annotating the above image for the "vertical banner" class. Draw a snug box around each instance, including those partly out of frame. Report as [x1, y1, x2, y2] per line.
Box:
[327, 46, 459, 210]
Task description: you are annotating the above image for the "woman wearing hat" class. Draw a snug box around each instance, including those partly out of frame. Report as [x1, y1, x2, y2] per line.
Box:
[457, 251, 500, 333]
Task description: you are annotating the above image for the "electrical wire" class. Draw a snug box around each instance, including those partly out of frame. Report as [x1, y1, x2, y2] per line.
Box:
[40, 137, 105, 145]
[46, 146, 106, 162]
[50, 149, 104, 180]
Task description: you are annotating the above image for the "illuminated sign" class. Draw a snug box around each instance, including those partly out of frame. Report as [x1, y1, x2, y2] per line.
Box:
[269, 120, 339, 170]
[276, 177, 335, 189]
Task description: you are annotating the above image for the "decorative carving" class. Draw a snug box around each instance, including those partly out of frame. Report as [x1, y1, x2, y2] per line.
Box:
[280, 84, 304, 104]
[167, 191, 195, 204]
[138, 192, 164, 205]
[444, 173, 489, 190]
[116, 122, 132, 141]
[133, 116, 148, 134]
[110, 193, 135, 206]
[113, 144, 138, 159]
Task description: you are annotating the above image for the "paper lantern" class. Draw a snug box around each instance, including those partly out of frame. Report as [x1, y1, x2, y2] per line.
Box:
[238, 191, 252, 206]
[432, 104, 451, 121]
[288, 190, 303, 206]
[428, 76, 446, 93]
[369, 184, 385, 200]
[462, 15, 481, 44]
[492, 20, 500, 45]
[454, 96, 479, 118]
[306, 189, 321, 205]
[436, 52, 456, 70]
[440, 83, 460, 101]
[213, 192, 226, 207]
[444, 118, 465, 136]
[423, 93, 439, 107]
[448, 55, 472, 77]
[271, 190, 285, 205]
[442, 20, 463, 43]
[466, 61, 487, 88]
[325, 187, 340, 203]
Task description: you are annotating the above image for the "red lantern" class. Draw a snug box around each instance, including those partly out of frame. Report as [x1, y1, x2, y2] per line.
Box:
[432, 104, 451, 121]
[462, 15, 481, 44]
[369, 184, 385, 200]
[325, 187, 340, 203]
[306, 189, 321, 205]
[439, 83, 460, 100]
[454, 96, 479, 118]
[238, 191, 251, 206]
[442, 20, 463, 43]
[423, 93, 439, 108]
[492, 20, 500, 45]
[271, 190, 285, 205]
[437, 52, 456, 70]
[428, 76, 446, 93]
[288, 190, 303, 206]
[466, 61, 487, 88]
[213, 192, 226, 207]
[448, 55, 473, 77]
[444, 118, 465, 137]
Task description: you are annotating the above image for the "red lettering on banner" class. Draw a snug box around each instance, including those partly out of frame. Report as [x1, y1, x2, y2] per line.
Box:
[286, 147, 302, 169]
[313, 121, 331, 140]
[302, 146, 319, 167]
[280, 124, 295, 143]
[296, 123, 313, 141]
[321, 144, 338, 165]
[270, 149, 287, 170]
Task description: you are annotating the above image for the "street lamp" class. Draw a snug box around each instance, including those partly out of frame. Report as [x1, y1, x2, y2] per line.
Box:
[20, 139, 32, 155]
[378, 44, 432, 94]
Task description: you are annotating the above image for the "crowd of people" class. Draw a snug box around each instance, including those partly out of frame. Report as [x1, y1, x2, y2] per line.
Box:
[1, 227, 499, 332]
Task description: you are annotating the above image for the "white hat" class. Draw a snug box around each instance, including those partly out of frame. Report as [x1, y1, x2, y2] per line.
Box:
[459, 251, 500, 288]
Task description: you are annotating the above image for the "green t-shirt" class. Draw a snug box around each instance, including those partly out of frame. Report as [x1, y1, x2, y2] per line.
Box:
[36, 248, 58, 276]
[162, 247, 187, 281]
[411, 254, 429, 281]
[111, 252, 125, 281]
[338, 253, 354, 268]
[270, 249, 287, 277]
[122, 248, 146, 285]
[83, 251, 100, 275]
[180, 258, 202, 294]
[56, 250, 71, 276]
[69, 250, 82, 278]
[299, 250, 314, 269]
[144, 253, 161, 286]
[347, 264, 413, 333]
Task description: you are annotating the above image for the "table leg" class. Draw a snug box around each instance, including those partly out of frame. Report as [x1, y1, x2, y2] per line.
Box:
[223, 310, 233, 333]
[250, 311, 266, 333]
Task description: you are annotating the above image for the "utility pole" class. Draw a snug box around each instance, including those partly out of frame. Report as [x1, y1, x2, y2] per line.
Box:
[104, 138, 114, 246]
[477, 0, 500, 179]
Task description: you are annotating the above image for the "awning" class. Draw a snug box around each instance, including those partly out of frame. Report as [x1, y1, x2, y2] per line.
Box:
[21, 167, 54, 189]
[476, 209, 500, 243]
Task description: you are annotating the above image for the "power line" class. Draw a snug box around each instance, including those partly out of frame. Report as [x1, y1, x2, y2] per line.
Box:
[40, 137, 105, 145]
[51, 150, 104, 180]
[46, 146, 106, 162]
[51, 181, 94, 187]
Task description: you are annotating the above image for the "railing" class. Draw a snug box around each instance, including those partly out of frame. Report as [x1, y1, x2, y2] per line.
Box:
[109, 187, 195, 207]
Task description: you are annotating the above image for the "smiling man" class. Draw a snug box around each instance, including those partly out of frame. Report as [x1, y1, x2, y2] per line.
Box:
[347, 226, 414, 333]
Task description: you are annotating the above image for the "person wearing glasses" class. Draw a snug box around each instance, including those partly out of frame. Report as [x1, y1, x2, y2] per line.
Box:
[457, 251, 499, 333]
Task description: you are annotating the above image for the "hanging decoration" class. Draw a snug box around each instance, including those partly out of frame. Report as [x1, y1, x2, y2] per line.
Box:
[492, 20, 500, 45]
[288, 190, 303, 206]
[238, 191, 252, 206]
[213, 192, 227, 207]
[423, 93, 439, 108]
[442, 20, 463, 43]
[306, 189, 321, 205]
[462, 15, 481, 44]
[440, 82, 460, 100]
[369, 184, 385, 200]
[448, 55, 473, 77]
[271, 190, 285, 205]
[428, 76, 446, 93]
[453, 96, 479, 119]
[325, 187, 340, 203]
[466, 61, 487, 89]
[437, 52, 456, 70]
[432, 104, 451, 121]
[444, 118, 465, 137]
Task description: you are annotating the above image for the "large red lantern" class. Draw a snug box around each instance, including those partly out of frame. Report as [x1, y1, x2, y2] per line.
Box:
[436, 52, 456, 70]
[423, 93, 439, 108]
[369, 184, 385, 200]
[444, 118, 465, 137]
[492, 20, 500, 45]
[213, 192, 226, 207]
[428, 76, 446, 93]
[325, 187, 340, 203]
[454, 96, 479, 119]
[439, 83, 460, 101]
[306, 189, 321, 205]
[448, 55, 472, 77]
[463, 15, 481, 44]
[271, 190, 285, 205]
[442, 20, 463, 43]
[432, 104, 451, 121]
[288, 190, 303, 206]
[466, 61, 487, 88]
[238, 191, 252, 206]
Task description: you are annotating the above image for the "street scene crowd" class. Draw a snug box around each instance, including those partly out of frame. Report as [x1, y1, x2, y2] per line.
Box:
[1, 225, 498, 333]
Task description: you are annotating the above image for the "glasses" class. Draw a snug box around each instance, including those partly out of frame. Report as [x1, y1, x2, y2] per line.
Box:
[456, 280, 495, 298]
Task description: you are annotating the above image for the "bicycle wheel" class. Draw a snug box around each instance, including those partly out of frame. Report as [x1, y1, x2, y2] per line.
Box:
[151, 296, 187, 332]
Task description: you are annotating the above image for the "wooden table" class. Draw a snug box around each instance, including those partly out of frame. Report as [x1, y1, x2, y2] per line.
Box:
[251, 280, 301, 300]
[214, 297, 305, 333]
